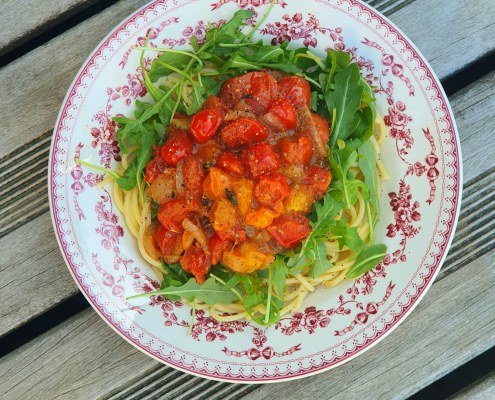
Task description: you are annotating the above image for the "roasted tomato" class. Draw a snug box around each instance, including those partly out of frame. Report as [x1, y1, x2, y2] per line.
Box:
[220, 71, 278, 114]
[216, 152, 246, 176]
[243, 142, 279, 178]
[202, 167, 232, 199]
[245, 207, 276, 229]
[222, 242, 275, 274]
[190, 108, 224, 143]
[182, 156, 206, 199]
[262, 98, 298, 132]
[158, 198, 200, 233]
[209, 234, 232, 265]
[180, 245, 209, 283]
[145, 157, 167, 183]
[210, 197, 238, 232]
[303, 166, 332, 200]
[221, 118, 269, 149]
[278, 76, 311, 107]
[153, 224, 182, 256]
[267, 213, 312, 248]
[202, 95, 223, 110]
[283, 185, 314, 214]
[254, 173, 290, 209]
[160, 130, 193, 166]
[278, 136, 313, 166]
[311, 113, 330, 144]
[149, 168, 176, 204]
[216, 225, 247, 244]
[195, 139, 223, 164]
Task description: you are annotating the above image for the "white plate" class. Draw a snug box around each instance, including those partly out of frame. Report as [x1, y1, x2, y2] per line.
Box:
[49, 0, 462, 383]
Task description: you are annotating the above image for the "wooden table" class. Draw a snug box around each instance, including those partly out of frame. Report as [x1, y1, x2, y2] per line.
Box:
[1, 0, 494, 398]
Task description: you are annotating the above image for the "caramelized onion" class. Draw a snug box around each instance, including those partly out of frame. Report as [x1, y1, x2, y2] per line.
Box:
[296, 104, 327, 157]
[182, 218, 211, 270]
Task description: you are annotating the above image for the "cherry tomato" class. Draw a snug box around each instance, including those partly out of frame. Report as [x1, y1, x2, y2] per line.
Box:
[243, 142, 279, 178]
[182, 156, 206, 199]
[202, 95, 223, 110]
[158, 197, 200, 233]
[221, 118, 269, 149]
[160, 130, 193, 166]
[195, 140, 223, 164]
[267, 213, 311, 248]
[303, 166, 332, 200]
[145, 157, 167, 183]
[216, 152, 246, 176]
[180, 245, 209, 284]
[209, 233, 232, 265]
[278, 76, 311, 107]
[217, 226, 248, 244]
[153, 224, 181, 256]
[190, 108, 224, 144]
[220, 72, 278, 114]
[312, 113, 330, 144]
[266, 98, 297, 131]
[254, 173, 290, 209]
[278, 136, 313, 166]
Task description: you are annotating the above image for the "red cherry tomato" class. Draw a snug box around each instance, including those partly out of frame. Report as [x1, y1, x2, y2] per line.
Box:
[145, 157, 167, 183]
[157, 197, 200, 233]
[160, 130, 193, 166]
[267, 213, 312, 248]
[303, 166, 332, 200]
[209, 234, 232, 265]
[254, 173, 290, 209]
[266, 98, 297, 131]
[202, 95, 223, 110]
[278, 136, 314, 166]
[182, 156, 206, 199]
[220, 72, 278, 114]
[216, 226, 248, 244]
[311, 113, 330, 144]
[180, 245, 209, 284]
[216, 152, 246, 176]
[221, 118, 269, 149]
[153, 224, 181, 256]
[243, 142, 279, 178]
[195, 140, 223, 164]
[278, 76, 311, 107]
[190, 108, 224, 144]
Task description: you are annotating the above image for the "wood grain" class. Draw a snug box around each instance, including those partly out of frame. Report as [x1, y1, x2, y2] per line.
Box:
[450, 372, 495, 400]
[1, 0, 494, 160]
[0, 245, 492, 400]
[1, 69, 493, 339]
[0, 0, 104, 57]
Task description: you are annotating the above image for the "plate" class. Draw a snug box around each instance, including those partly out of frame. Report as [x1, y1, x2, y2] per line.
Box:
[48, 0, 462, 383]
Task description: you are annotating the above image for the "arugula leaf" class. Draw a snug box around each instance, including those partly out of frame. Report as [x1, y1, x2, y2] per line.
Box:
[326, 63, 364, 148]
[358, 140, 379, 212]
[308, 241, 331, 278]
[346, 244, 387, 279]
[161, 262, 190, 290]
[328, 218, 364, 252]
[129, 277, 238, 305]
[150, 52, 191, 81]
[271, 255, 288, 297]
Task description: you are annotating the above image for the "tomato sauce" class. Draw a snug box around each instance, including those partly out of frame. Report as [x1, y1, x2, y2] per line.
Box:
[145, 71, 332, 283]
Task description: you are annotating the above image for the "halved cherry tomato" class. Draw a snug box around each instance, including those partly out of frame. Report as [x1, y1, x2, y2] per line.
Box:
[180, 245, 209, 283]
[278, 136, 313, 166]
[210, 198, 238, 232]
[243, 142, 279, 179]
[254, 173, 290, 209]
[220, 72, 278, 114]
[158, 197, 200, 233]
[265, 98, 297, 131]
[153, 224, 181, 256]
[145, 157, 167, 183]
[209, 234, 232, 265]
[267, 213, 311, 248]
[190, 108, 224, 143]
[278, 76, 311, 107]
[202, 95, 223, 110]
[303, 166, 332, 200]
[216, 152, 245, 176]
[221, 118, 269, 149]
[217, 226, 247, 244]
[182, 156, 206, 199]
[160, 130, 193, 166]
[311, 113, 330, 144]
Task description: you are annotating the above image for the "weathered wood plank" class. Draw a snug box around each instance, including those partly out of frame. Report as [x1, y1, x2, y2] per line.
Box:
[0, 0, 103, 57]
[1, 69, 493, 339]
[0, 243, 492, 400]
[450, 372, 495, 400]
[1, 0, 494, 160]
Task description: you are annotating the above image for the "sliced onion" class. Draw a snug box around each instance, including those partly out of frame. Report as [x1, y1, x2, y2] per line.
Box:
[182, 218, 211, 270]
[296, 104, 327, 157]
